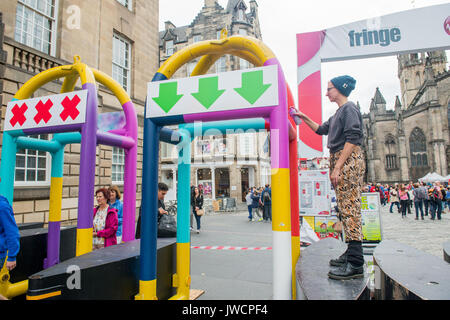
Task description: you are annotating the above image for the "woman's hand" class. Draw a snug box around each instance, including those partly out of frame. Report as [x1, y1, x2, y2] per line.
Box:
[293, 110, 306, 119]
[330, 166, 342, 189]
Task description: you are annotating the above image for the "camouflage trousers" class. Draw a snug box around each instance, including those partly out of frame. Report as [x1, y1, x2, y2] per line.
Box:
[330, 146, 365, 242]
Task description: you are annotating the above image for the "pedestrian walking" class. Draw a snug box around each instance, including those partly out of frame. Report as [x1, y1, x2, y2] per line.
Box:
[245, 189, 253, 221]
[389, 187, 400, 213]
[430, 182, 443, 220]
[399, 185, 409, 218]
[412, 183, 424, 220]
[421, 182, 430, 216]
[191, 187, 204, 233]
[446, 187, 450, 213]
[261, 185, 272, 222]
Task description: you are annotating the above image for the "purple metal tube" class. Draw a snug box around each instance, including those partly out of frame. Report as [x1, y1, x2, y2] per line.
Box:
[23, 123, 82, 135]
[265, 58, 289, 169]
[121, 101, 138, 242]
[77, 83, 98, 232]
[44, 221, 61, 268]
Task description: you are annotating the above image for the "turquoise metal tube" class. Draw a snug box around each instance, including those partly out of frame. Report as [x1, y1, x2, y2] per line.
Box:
[176, 128, 191, 244]
[51, 133, 81, 177]
[0, 132, 19, 204]
[16, 137, 60, 154]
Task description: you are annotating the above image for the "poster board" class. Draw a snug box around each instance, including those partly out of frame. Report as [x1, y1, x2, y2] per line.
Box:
[361, 192, 383, 243]
[299, 170, 331, 216]
[299, 170, 382, 242]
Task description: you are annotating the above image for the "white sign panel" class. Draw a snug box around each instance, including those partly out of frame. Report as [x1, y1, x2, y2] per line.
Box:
[299, 170, 331, 216]
[4, 90, 88, 131]
[146, 65, 279, 118]
[320, 4, 450, 62]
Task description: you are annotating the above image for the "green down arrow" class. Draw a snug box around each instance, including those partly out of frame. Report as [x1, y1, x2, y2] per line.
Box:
[152, 82, 183, 113]
[192, 76, 225, 109]
[234, 70, 271, 105]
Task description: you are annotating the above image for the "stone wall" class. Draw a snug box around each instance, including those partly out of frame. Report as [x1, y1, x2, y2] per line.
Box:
[0, 0, 159, 224]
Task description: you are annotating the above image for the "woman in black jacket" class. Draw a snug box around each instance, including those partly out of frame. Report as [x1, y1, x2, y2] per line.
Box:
[191, 187, 204, 234]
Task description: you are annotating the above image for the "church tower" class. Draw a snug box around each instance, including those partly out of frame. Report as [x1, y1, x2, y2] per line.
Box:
[397, 50, 447, 109]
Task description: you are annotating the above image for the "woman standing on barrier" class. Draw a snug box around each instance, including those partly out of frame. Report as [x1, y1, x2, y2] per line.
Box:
[191, 187, 204, 234]
[93, 188, 118, 250]
[292, 75, 365, 280]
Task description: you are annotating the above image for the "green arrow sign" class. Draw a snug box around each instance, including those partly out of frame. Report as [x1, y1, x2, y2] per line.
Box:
[152, 82, 183, 113]
[234, 70, 271, 105]
[192, 76, 225, 109]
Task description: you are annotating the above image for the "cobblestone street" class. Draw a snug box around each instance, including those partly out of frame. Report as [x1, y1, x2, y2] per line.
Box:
[378, 202, 450, 258]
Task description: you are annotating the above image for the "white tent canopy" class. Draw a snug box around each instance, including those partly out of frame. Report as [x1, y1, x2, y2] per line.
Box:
[418, 172, 447, 183]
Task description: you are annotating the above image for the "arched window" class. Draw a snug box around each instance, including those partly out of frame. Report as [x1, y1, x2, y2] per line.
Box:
[409, 127, 428, 167]
[385, 134, 397, 169]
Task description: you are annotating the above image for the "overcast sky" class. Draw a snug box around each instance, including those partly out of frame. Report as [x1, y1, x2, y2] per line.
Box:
[159, 0, 449, 123]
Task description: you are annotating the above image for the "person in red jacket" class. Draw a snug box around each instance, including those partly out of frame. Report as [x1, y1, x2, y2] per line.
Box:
[93, 188, 118, 250]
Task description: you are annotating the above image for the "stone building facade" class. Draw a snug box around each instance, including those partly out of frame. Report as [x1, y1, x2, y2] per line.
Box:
[363, 51, 450, 184]
[0, 0, 159, 224]
[158, 0, 270, 204]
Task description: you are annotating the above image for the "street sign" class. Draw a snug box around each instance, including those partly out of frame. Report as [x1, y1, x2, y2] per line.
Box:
[4, 90, 88, 131]
[146, 65, 279, 118]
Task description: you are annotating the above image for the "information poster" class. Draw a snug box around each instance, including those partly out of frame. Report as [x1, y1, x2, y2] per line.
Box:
[299, 170, 330, 216]
[313, 216, 340, 240]
[361, 192, 383, 242]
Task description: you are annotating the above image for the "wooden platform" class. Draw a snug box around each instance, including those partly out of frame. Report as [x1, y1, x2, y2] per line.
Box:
[444, 241, 450, 264]
[189, 289, 205, 300]
[295, 238, 370, 300]
[373, 240, 450, 300]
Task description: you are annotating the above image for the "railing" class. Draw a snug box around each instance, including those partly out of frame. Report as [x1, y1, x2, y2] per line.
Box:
[3, 36, 66, 74]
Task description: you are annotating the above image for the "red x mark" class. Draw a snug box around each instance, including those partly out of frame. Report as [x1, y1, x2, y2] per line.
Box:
[34, 99, 53, 124]
[60, 95, 81, 121]
[10, 103, 28, 127]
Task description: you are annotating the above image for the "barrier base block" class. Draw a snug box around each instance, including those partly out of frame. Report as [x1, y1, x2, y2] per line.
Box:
[26, 238, 176, 300]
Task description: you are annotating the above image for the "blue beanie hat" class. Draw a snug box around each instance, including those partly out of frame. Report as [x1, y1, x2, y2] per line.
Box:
[330, 75, 356, 97]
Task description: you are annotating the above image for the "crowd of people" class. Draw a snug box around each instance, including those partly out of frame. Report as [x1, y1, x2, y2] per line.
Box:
[364, 181, 449, 220]
[245, 184, 272, 223]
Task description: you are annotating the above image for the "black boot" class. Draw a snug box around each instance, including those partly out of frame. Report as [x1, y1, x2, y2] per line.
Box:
[328, 241, 364, 280]
[328, 261, 364, 280]
[329, 250, 347, 267]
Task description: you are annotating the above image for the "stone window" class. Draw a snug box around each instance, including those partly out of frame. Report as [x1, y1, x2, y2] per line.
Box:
[161, 142, 176, 160]
[239, 132, 255, 156]
[384, 134, 397, 169]
[409, 127, 428, 167]
[193, 35, 202, 43]
[165, 40, 174, 56]
[112, 147, 125, 184]
[216, 56, 227, 73]
[15, 134, 50, 187]
[385, 155, 397, 170]
[14, 0, 58, 55]
[112, 33, 131, 94]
